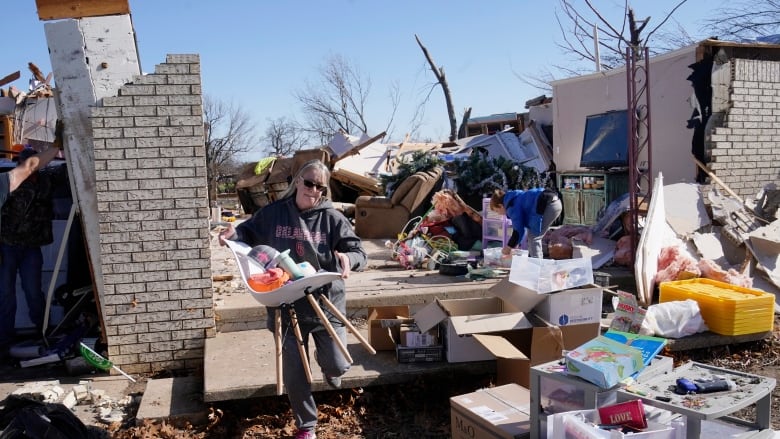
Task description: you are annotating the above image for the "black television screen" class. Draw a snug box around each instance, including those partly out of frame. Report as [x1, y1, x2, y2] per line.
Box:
[579, 109, 629, 170]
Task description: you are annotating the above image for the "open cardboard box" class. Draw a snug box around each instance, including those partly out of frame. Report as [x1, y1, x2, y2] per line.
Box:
[489, 276, 604, 327]
[367, 305, 414, 351]
[413, 296, 599, 387]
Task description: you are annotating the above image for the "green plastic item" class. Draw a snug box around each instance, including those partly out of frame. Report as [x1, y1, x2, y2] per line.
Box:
[79, 342, 136, 382]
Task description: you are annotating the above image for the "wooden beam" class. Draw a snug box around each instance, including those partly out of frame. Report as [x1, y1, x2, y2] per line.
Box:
[692, 156, 744, 205]
[0, 71, 20, 88]
[35, 0, 130, 20]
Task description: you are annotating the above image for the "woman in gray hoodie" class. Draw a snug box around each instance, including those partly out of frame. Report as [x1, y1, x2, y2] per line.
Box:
[219, 159, 367, 439]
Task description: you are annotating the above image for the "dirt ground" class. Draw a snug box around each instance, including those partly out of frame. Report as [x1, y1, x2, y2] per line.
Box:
[96, 315, 780, 439]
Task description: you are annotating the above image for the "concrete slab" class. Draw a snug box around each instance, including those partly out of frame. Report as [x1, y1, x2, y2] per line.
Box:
[203, 327, 494, 403]
[136, 376, 208, 426]
[212, 238, 502, 331]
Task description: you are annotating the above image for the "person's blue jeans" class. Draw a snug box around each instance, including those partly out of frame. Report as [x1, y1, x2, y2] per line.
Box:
[0, 244, 45, 347]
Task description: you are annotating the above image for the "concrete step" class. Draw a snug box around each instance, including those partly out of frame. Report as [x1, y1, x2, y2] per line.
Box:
[203, 326, 495, 403]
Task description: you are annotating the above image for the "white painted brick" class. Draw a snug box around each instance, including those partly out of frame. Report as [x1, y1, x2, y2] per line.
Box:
[161, 168, 195, 178]
[141, 240, 178, 252]
[157, 105, 193, 116]
[114, 303, 147, 314]
[109, 242, 144, 253]
[92, 107, 123, 117]
[134, 116, 170, 127]
[115, 283, 147, 294]
[122, 106, 157, 117]
[121, 84, 155, 95]
[169, 115, 202, 126]
[168, 95, 201, 105]
[133, 74, 167, 85]
[138, 332, 172, 343]
[139, 179, 174, 190]
[119, 343, 151, 355]
[134, 95, 169, 106]
[173, 349, 203, 360]
[151, 341, 183, 352]
[139, 351, 173, 362]
[127, 189, 163, 200]
[109, 222, 141, 233]
[140, 199, 176, 210]
[123, 127, 159, 138]
[126, 169, 162, 180]
[127, 210, 163, 221]
[145, 280, 182, 292]
[155, 64, 189, 74]
[93, 127, 124, 138]
[182, 318, 215, 330]
[136, 311, 173, 323]
[168, 269, 202, 281]
[159, 126, 194, 136]
[148, 301, 181, 312]
[168, 289, 207, 300]
[130, 252, 166, 265]
[139, 158, 173, 168]
[136, 137, 171, 148]
[168, 75, 200, 85]
[170, 136, 203, 147]
[133, 271, 167, 283]
[103, 96, 134, 107]
[156, 85, 191, 95]
[167, 54, 200, 63]
[148, 321, 182, 332]
[141, 219, 178, 231]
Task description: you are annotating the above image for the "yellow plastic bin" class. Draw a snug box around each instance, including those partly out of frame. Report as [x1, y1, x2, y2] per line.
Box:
[659, 278, 775, 336]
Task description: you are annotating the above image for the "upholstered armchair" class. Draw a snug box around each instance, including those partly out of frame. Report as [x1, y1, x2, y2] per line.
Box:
[354, 167, 444, 239]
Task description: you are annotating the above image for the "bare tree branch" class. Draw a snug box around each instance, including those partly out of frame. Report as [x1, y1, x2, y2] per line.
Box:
[415, 34, 458, 142]
[705, 0, 780, 40]
[261, 117, 309, 157]
[203, 94, 258, 201]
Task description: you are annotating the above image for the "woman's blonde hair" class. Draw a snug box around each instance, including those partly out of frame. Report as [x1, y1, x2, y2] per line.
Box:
[279, 159, 331, 200]
[489, 189, 506, 210]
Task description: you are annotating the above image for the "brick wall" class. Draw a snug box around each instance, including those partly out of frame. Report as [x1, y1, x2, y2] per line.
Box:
[707, 58, 780, 198]
[91, 54, 215, 374]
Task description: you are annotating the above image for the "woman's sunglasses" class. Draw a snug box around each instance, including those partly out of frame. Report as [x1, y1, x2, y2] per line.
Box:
[301, 178, 327, 192]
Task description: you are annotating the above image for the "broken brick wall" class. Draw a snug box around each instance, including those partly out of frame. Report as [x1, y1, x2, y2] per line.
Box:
[707, 58, 780, 199]
[90, 54, 215, 374]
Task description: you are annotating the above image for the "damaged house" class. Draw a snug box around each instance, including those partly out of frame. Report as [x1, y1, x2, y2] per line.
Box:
[550, 39, 780, 305]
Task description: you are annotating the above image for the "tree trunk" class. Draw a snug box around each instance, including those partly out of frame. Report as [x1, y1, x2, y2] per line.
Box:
[415, 34, 458, 142]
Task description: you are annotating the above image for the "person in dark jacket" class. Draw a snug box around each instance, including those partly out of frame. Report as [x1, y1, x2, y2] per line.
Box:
[219, 159, 367, 439]
[489, 187, 562, 258]
[0, 147, 68, 354]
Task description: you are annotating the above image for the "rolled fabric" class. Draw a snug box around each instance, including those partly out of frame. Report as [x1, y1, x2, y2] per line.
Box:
[248, 268, 290, 292]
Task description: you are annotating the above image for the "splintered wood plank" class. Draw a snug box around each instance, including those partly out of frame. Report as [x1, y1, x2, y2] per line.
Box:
[35, 0, 130, 21]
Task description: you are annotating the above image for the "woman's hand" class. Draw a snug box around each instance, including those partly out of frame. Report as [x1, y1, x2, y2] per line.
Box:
[501, 246, 512, 256]
[335, 250, 351, 278]
[218, 224, 236, 246]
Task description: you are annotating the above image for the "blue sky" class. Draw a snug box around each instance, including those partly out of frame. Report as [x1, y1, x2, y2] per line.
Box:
[3, 0, 719, 156]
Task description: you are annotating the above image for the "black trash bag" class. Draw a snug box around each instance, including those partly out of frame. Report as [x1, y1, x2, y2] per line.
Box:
[451, 212, 482, 251]
[0, 395, 94, 439]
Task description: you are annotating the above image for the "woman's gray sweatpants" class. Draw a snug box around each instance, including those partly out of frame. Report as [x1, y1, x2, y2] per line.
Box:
[527, 197, 563, 258]
[281, 321, 350, 431]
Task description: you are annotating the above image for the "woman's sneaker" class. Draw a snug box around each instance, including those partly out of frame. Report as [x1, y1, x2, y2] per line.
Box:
[294, 429, 316, 439]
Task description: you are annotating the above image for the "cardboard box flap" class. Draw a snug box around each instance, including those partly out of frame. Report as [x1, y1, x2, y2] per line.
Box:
[412, 298, 449, 333]
[472, 334, 529, 360]
[488, 277, 547, 313]
[449, 312, 534, 336]
[368, 305, 410, 320]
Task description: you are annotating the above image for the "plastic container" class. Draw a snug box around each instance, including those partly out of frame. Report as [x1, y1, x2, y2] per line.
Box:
[659, 278, 775, 336]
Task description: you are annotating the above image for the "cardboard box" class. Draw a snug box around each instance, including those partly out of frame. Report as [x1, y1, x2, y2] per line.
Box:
[367, 306, 413, 351]
[413, 296, 600, 386]
[534, 286, 603, 326]
[508, 255, 594, 294]
[400, 324, 438, 347]
[474, 321, 600, 388]
[450, 383, 531, 439]
[414, 297, 537, 363]
[565, 336, 644, 388]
